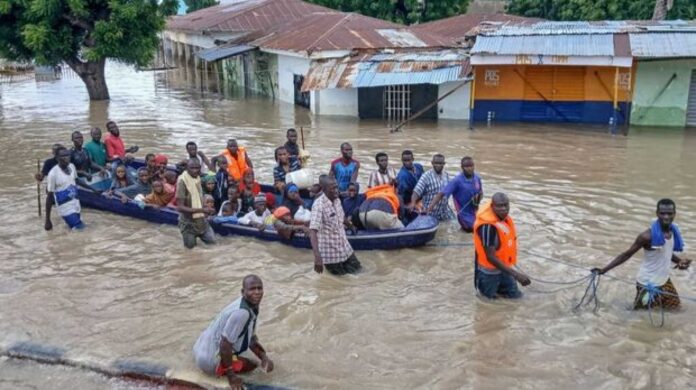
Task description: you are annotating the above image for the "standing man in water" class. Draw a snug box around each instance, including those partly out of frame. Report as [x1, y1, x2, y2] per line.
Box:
[104, 121, 139, 163]
[35, 143, 64, 182]
[424, 156, 482, 232]
[284, 128, 300, 159]
[473, 193, 530, 299]
[329, 142, 360, 196]
[396, 150, 424, 205]
[593, 199, 691, 309]
[193, 275, 274, 390]
[409, 154, 455, 221]
[45, 147, 84, 230]
[186, 141, 214, 174]
[310, 176, 361, 275]
[218, 139, 253, 184]
[84, 127, 107, 168]
[176, 159, 216, 248]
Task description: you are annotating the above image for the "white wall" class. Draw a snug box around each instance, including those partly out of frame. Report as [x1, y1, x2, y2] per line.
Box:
[316, 88, 359, 116]
[276, 54, 311, 104]
[438, 81, 471, 120]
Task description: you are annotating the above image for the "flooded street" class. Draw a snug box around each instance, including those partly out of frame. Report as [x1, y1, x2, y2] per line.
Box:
[1, 63, 695, 389]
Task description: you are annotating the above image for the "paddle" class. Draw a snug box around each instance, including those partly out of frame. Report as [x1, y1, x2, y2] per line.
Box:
[36, 159, 42, 217]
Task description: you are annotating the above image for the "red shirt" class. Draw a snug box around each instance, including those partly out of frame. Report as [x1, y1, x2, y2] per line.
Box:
[239, 181, 261, 195]
[104, 134, 126, 160]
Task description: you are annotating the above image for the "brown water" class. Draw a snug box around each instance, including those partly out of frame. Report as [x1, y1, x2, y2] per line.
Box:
[1, 63, 695, 389]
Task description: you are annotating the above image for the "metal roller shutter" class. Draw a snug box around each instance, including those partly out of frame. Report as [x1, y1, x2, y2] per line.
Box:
[686, 69, 696, 127]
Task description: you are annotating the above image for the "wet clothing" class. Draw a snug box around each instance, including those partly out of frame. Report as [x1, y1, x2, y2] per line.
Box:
[115, 180, 151, 199]
[84, 140, 107, 167]
[47, 164, 84, 229]
[324, 253, 362, 276]
[367, 167, 397, 188]
[70, 147, 93, 173]
[273, 158, 301, 184]
[177, 173, 215, 248]
[331, 158, 359, 193]
[634, 278, 680, 310]
[441, 173, 482, 231]
[193, 297, 258, 375]
[476, 271, 522, 299]
[397, 163, 424, 204]
[310, 194, 354, 265]
[413, 169, 455, 221]
[638, 236, 673, 287]
[104, 134, 126, 161]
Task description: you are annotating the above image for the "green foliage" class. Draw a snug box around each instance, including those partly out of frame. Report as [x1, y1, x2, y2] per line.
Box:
[0, 0, 173, 66]
[507, 0, 696, 21]
[307, 0, 469, 24]
[184, 0, 217, 13]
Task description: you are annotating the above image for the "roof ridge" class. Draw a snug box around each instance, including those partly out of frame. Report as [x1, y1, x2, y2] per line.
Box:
[304, 13, 353, 52]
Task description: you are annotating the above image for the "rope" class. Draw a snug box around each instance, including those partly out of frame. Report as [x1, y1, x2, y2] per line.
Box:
[640, 283, 666, 328]
[573, 271, 601, 313]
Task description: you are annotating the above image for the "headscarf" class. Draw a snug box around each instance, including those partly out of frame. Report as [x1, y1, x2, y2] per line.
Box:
[154, 154, 168, 165]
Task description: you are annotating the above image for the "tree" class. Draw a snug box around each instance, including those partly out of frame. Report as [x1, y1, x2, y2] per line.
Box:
[185, 0, 219, 13]
[506, 0, 695, 21]
[306, 0, 470, 25]
[0, 0, 176, 100]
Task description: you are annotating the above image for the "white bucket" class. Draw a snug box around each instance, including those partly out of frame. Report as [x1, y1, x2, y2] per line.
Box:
[285, 168, 314, 189]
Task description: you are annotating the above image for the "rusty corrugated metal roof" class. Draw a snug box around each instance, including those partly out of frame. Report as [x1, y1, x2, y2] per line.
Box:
[252, 12, 454, 54]
[301, 50, 471, 91]
[166, 0, 334, 33]
[410, 13, 542, 40]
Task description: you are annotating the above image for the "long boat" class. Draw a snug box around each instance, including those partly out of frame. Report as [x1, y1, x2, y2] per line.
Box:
[77, 168, 439, 250]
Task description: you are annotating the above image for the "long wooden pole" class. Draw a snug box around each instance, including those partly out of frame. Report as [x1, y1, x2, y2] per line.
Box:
[36, 159, 42, 217]
[300, 126, 305, 150]
[390, 79, 472, 133]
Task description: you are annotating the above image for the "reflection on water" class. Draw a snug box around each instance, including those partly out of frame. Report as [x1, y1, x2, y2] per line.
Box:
[1, 63, 695, 389]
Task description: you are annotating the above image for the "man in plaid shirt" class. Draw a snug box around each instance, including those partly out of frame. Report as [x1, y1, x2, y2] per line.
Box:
[309, 176, 362, 276]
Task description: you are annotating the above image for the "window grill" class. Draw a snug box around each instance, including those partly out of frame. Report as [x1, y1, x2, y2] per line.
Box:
[383, 85, 411, 123]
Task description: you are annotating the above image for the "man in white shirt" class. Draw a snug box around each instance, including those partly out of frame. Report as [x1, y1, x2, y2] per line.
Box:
[238, 194, 271, 231]
[45, 147, 84, 230]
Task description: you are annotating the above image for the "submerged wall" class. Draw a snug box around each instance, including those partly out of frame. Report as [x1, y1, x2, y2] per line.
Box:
[630, 59, 696, 127]
[438, 80, 471, 120]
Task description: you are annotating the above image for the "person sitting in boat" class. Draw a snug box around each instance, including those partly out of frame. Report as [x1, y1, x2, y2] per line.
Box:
[104, 121, 139, 165]
[342, 182, 365, 226]
[108, 164, 133, 192]
[70, 131, 107, 179]
[284, 128, 300, 159]
[367, 152, 397, 189]
[143, 179, 174, 208]
[114, 168, 151, 203]
[282, 183, 311, 222]
[267, 206, 309, 240]
[202, 174, 224, 211]
[273, 146, 301, 193]
[218, 184, 242, 217]
[186, 141, 214, 174]
[238, 194, 271, 231]
[214, 158, 230, 208]
[239, 170, 276, 211]
[145, 153, 157, 177]
[163, 170, 177, 207]
[357, 184, 404, 230]
[151, 154, 168, 182]
[329, 142, 360, 197]
[217, 139, 253, 184]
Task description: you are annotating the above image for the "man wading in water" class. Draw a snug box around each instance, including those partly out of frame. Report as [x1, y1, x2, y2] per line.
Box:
[176, 159, 216, 248]
[593, 199, 691, 309]
[193, 275, 274, 390]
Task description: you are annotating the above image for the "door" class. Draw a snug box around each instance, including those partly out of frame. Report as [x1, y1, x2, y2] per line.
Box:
[686, 70, 696, 127]
[293, 74, 310, 108]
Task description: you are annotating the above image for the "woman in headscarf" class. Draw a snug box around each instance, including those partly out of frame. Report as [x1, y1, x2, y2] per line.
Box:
[201, 173, 223, 211]
[143, 179, 175, 208]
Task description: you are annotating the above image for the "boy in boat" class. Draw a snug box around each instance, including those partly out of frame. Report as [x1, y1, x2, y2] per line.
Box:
[593, 199, 691, 309]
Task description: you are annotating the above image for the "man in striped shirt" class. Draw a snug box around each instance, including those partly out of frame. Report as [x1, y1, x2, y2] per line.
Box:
[367, 152, 397, 188]
[409, 154, 455, 221]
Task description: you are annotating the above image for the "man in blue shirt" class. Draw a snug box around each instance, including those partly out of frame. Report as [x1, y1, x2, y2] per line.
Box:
[425, 156, 482, 232]
[396, 150, 424, 204]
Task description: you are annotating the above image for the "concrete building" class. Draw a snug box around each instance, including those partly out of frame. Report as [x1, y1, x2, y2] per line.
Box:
[629, 30, 696, 127]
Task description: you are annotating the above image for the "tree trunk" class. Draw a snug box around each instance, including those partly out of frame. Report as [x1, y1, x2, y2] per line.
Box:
[66, 57, 110, 100]
[652, 0, 673, 21]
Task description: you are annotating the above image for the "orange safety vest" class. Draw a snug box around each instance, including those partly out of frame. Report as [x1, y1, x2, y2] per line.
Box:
[221, 146, 249, 181]
[472, 200, 517, 271]
[365, 184, 400, 214]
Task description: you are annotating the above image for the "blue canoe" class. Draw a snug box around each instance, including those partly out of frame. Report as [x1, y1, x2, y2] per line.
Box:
[77, 170, 439, 251]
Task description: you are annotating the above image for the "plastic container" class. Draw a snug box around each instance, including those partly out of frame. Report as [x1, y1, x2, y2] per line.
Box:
[285, 168, 314, 189]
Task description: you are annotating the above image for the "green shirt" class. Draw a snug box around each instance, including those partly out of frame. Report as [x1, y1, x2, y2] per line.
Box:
[84, 140, 107, 167]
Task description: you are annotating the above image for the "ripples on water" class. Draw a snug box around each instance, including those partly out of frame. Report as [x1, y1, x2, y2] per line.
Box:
[1, 63, 695, 388]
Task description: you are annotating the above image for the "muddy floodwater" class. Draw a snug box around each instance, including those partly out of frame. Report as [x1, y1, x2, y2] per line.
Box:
[1, 63, 695, 389]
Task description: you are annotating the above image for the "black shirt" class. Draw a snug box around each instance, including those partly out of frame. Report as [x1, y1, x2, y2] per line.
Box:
[71, 147, 92, 172]
[41, 158, 58, 177]
[284, 141, 300, 158]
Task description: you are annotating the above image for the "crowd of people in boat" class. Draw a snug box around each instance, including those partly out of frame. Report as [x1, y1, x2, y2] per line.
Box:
[36, 122, 486, 240]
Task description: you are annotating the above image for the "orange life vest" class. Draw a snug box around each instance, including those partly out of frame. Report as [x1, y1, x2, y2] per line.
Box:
[221, 146, 248, 181]
[365, 184, 400, 214]
[472, 200, 517, 271]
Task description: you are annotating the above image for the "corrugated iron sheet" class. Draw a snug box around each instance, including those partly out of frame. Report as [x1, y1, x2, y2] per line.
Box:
[410, 13, 542, 40]
[630, 33, 696, 58]
[471, 34, 616, 56]
[302, 51, 471, 91]
[196, 44, 255, 61]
